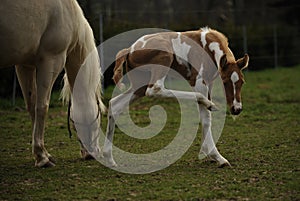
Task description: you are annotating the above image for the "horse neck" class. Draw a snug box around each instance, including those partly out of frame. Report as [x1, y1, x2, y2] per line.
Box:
[196, 29, 236, 66]
[66, 11, 99, 85]
[178, 30, 228, 86]
[62, 2, 103, 109]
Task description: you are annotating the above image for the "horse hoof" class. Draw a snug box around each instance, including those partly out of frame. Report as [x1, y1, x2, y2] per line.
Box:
[36, 159, 56, 168]
[103, 152, 117, 167]
[42, 161, 56, 168]
[48, 156, 56, 164]
[83, 154, 95, 160]
[106, 159, 117, 167]
[218, 161, 232, 168]
[81, 150, 95, 160]
[35, 158, 55, 168]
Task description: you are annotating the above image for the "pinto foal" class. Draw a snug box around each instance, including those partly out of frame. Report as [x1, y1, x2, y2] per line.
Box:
[104, 27, 249, 167]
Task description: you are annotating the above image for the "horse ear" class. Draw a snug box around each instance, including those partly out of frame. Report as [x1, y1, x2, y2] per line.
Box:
[219, 54, 227, 70]
[237, 54, 249, 70]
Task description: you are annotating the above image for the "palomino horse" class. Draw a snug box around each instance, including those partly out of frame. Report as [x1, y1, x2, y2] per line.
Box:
[0, 0, 105, 167]
[104, 27, 249, 167]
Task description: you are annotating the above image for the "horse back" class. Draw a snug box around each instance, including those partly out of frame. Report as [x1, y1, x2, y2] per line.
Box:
[0, 0, 77, 67]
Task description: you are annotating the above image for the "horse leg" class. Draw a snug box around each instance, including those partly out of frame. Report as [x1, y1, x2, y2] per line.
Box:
[196, 83, 230, 167]
[103, 88, 140, 167]
[15, 65, 36, 125]
[16, 65, 56, 165]
[142, 53, 217, 110]
[199, 106, 230, 167]
[145, 75, 217, 111]
[33, 54, 65, 167]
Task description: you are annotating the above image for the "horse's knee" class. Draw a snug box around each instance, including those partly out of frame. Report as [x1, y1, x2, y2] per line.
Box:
[145, 77, 165, 97]
[145, 85, 162, 97]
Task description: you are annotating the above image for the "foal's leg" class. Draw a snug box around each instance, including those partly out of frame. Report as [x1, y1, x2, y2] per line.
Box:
[199, 105, 230, 167]
[145, 76, 217, 111]
[196, 82, 230, 167]
[103, 89, 140, 167]
[144, 54, 217, 110]
[33, 54, 65, 167]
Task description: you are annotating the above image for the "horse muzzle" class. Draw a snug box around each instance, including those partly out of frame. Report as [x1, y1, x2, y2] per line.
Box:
[231, 106, 242, 115]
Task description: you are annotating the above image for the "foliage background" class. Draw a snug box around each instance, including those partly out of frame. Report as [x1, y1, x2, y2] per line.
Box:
[0, 0, 299, 96]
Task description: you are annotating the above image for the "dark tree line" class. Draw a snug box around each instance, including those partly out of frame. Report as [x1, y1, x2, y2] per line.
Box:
[0, 0, 299, 97]
[78, 0, 299, 68]
[76, 0, 299, 87]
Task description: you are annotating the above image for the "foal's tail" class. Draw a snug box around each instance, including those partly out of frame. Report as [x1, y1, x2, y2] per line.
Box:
[113, 48, 129, 91]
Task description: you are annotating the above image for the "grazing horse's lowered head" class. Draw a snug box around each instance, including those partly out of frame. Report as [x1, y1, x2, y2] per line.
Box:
[219, 54, 249, 115]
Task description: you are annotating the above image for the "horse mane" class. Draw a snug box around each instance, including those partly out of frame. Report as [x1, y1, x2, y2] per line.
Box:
[200, 27, 236, 63]
[61, 0, 105, 113]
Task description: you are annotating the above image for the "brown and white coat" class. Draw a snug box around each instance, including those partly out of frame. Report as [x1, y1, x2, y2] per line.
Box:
[104, 27, 249, 167]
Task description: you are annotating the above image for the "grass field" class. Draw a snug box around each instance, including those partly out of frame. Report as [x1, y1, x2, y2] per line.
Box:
[0, 66, 299, 201]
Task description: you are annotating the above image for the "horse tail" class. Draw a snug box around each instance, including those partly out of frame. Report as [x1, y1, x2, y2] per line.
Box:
[61, 74, 70, 105]
[113, 48, 129, 91]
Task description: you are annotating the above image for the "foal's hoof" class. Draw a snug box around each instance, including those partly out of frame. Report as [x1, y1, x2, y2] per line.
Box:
[105, 159, 117, 167]
[48, 156, 56, 164]
[35, 158, 56, 168]
[41, 161, 56, 168]
[102, 152, 117, 167]
[207, 104, 219, 111]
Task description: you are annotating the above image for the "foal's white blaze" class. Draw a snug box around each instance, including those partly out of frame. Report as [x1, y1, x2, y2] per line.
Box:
[208, 42, 224, 69]
[171, 33, 192, 77]
[230, 71, 242, 109]
[231, 71, 239, 83]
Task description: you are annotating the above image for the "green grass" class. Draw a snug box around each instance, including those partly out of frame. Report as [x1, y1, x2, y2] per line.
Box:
[0, 66, 300, 201]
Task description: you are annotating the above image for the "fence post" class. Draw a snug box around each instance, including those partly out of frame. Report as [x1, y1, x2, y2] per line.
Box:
[242, 25, 248, 54]
[273, 25, 278, 68]
[242, 25, 248, 71]
[12, 69, 17, 106]
[99, 13, 104, 91]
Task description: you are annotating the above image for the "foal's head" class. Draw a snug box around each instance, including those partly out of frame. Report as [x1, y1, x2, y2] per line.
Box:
[220, 54, 249, 115]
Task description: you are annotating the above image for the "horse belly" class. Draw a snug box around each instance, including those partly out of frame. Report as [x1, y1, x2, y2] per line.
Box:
[0, 1, 53, 67]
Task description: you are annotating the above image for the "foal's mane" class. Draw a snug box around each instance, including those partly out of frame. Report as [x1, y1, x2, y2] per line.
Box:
[200, 27, 236, 63]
